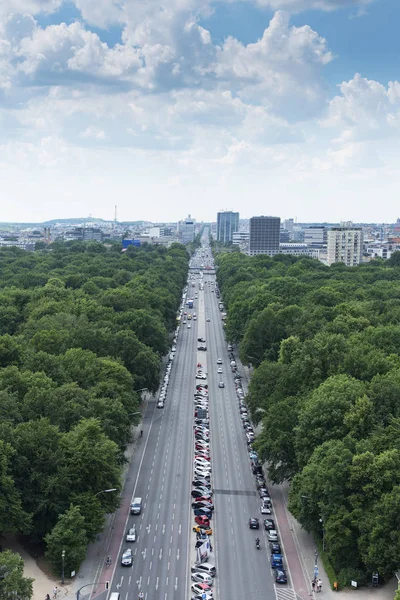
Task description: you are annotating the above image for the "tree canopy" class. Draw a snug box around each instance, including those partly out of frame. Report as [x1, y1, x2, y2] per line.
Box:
[216, 250, 400, 585]
[0, 241, 188, 571]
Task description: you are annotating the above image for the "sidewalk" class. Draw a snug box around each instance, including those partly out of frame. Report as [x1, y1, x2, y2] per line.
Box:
[236, 353, 397, 600]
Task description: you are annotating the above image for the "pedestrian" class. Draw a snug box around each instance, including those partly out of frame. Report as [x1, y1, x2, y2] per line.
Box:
[140, 429, 143, 438]
[53, 586, 59, 599]
[311, 579, 316, 592]
[317, 579, 322, 593]
[46, 594, 51, 600]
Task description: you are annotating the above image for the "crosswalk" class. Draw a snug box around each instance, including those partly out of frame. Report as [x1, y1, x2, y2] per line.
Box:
[275, 584, 298, 600]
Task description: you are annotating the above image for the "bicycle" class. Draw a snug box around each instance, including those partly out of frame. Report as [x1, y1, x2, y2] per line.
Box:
[106, 556, 112, 568]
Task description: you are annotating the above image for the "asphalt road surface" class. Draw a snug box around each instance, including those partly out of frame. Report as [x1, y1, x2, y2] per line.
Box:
[107, 240, 277, 600]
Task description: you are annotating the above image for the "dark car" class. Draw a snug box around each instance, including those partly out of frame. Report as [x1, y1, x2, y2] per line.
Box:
[192, 501, 214, 510]
[248, 517, 260, 529]
[270, 543, 282, 554]
[271, 554, 283, 568]
[192, 489, 212, 498]
[197, 338, 206, 343]
[198, 346, 207, 351]
[275, 569, 287, 584]
[263, 519, 275, 531]
[194, 508, 212, 518]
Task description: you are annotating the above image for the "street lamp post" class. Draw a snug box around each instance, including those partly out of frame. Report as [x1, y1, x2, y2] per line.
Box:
[61, 550, 65, 585]
[319, 518, 325, 552]
[94, 488, 117, 497]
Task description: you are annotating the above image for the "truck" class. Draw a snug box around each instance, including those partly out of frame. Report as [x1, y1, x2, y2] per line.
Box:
[187, 299, 194, 309]
[218, 302, 223, 311]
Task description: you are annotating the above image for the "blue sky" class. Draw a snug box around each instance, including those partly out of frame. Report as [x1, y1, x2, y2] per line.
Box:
[1, 0, 399, 223]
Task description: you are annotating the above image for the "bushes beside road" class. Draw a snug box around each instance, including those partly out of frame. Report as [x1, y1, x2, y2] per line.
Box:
[215, 251, 400, 584]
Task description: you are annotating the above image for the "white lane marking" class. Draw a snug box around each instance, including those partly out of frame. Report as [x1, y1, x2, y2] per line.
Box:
[177, 549, 180, 560]
[156, 577, 159, 590]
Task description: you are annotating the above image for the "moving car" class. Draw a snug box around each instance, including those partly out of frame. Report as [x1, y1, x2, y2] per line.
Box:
[217, 367, 223, 374]
[198, 346, 207, 351]
[249, 517, 260, 529]
[218, 382, 225, 388]
[126, 526, 136, 542]
[198, 338, 206, 343]
[216, 358, 222, 364]
[130, 498, 142, 515]
[121, 548, 133, 566]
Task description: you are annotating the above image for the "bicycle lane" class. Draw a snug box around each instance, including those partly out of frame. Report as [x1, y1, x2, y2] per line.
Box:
[268, 482, 311, 600]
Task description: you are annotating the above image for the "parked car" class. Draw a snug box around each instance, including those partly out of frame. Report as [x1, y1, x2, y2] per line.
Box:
[268, 529, 279, 542]
[275, 568, 288, 584]
[271, 554, 283, 568]
[263, 519, 275, 531]
[191, 572, 214, 586]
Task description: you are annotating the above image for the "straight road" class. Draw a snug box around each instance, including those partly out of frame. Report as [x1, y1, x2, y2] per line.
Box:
[104, 294, 198, 600]
[203, 271, 277, 600]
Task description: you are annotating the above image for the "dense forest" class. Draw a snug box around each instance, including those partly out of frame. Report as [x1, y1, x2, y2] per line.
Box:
[0, 241, 188, 580]
[215, 251, 400, 587]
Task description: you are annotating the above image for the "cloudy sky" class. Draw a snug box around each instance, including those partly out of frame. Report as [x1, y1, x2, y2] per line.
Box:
[0, 0, 399, 223]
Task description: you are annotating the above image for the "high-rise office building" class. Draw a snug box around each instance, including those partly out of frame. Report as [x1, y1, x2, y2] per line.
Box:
[304, 226, 328, 247]
[249, 216, 281, 256]
[178, 215, 195, 244]
[217, 211, 239, 243]
[327, 226, 363, 266]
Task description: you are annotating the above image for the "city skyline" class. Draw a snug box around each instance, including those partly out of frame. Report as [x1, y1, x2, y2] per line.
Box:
[0, 0, 399, 222]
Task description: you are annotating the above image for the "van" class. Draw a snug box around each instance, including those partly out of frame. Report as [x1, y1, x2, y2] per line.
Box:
[130, 497, 142, 515]
[110, 593, 120, 600]
[191, 562, 217, 577]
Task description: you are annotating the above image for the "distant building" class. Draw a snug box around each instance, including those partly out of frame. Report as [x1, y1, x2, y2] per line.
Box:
[232, 231, 249, 246]
[178, 215, 195, 244]
[280, 229, 291, 243]
[64, 227, 104, 242]
[327, 226, 363, 266]
[249, 216, 281, 256]
[0, 240, 35, 251]
[279, 243, 320, 259]
[304, 226, 328, 247]
[217, 211, 239, 243]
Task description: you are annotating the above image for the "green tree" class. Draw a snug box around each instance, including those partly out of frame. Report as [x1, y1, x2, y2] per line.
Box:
[45, 505, 88, 575]
[0, 550, 33, 600]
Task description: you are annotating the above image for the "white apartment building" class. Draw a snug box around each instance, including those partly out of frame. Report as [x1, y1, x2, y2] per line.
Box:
[327, 227, 363, 266]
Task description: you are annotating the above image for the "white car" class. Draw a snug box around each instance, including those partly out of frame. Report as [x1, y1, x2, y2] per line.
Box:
[157, 400, 164, 409]
[191, 583, 213, 596]
[261, 503, 272, 515]
[268, 529, 278, 542]
[217, 367, 222, 374]
[126, 526, 136, 542]
[216, 358, 222, 364]
[191, 572, 214, 586]
[206, 318, 210, 322]
[194, 458, 212, 468]
[188, 324, 191, 329]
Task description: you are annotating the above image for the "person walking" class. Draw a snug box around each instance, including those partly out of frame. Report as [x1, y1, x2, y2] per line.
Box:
[317, 579, 322, 593]
[140, 429, 143, 438]
[312, 579, 316, 592]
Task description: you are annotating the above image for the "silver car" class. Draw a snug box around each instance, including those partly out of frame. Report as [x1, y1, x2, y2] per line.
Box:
[191, 572, 214, 586]
[121, 548, 133, 566]
[126, 526, 136, 542]
[268, 529, 278, 542]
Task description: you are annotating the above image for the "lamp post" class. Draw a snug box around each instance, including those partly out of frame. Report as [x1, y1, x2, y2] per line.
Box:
[94, 488, 117, 497]
[61, 550, 65, 585]
[319, 518, 325, 552]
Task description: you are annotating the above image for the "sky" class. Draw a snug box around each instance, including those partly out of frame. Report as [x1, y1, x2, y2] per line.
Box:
[1, 0, 400, 224]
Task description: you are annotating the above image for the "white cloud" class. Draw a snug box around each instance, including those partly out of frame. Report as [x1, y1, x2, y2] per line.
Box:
[323, 74, 400, 143]
[243, 0, 374, 13]
[211, 11, 333, 119]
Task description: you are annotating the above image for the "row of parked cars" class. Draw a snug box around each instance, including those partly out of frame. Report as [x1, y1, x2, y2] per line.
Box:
[158, 325, 180, 409]
[191, 380, 217, 600]
[227, 343, 288, 585]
